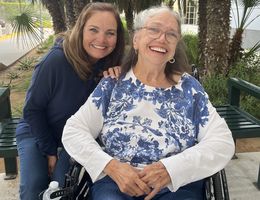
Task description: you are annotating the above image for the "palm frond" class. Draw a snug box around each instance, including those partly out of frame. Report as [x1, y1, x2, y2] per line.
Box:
[11, 9, 42, 48]
[243, 41, 260, 59]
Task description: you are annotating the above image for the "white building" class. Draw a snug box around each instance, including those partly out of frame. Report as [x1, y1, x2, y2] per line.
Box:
[179, 1, 260, 50]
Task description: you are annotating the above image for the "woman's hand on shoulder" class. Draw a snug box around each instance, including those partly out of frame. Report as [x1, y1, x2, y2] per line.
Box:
[103, 66, 121, 79]
[104, 159, 151, 197]
[139, 161, 171, 200]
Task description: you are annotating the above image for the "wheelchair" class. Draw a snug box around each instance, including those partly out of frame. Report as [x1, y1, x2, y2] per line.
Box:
[39, 159, 230, 200]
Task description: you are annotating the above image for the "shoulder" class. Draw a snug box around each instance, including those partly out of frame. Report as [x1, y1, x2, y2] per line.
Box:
[93, 77, 117, 97]
[34, 44, 72, 76]
[39, 45, 67, 67]
[180, 73, 206, 94]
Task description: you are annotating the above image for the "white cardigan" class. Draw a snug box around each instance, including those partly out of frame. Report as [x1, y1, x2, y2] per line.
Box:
[62, 70, 235, 192]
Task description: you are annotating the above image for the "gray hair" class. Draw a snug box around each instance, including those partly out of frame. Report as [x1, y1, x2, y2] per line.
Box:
[133, 6, 182, 34]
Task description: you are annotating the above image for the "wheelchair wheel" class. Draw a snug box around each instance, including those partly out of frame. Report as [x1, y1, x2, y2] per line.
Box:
[212, 172, 224, 199]
[204, 169, 230, 200]
[212, 169, 230, 200]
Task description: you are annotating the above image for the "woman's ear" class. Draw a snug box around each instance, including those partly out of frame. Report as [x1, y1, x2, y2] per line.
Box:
[133, 34, 138, 50]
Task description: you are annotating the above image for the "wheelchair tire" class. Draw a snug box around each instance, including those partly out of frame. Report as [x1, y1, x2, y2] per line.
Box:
[212, 171, 224, 200]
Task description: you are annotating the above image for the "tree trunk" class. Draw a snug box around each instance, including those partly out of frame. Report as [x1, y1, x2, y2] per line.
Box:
[198, 0, 207, 71]
[125, 1, 134, 44]
[204, 0, 230, 76]
[43, 0, 67, 34]
[228, 28, 243, 68]
[65, 0, 76, 29]
[165, 0, 176, 8]
[74, 0, 90, 19]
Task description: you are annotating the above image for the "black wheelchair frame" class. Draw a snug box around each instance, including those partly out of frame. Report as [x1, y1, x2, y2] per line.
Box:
[39, 159, 230, 200]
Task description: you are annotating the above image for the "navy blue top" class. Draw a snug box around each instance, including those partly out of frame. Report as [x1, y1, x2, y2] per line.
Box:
[16, 42, 105, 156]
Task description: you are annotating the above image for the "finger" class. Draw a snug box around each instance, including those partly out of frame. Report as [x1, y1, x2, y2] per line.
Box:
[146, 177, 160, 188]
[103, 71, 109, 78]
[114, 66, 121, 79]
[138, 170, 146, 178]
[135, 178, 151, 194]
[144, 187, 160, 200]
[141, 171, 158, 183]
[123, 182, 144, 197]
[108, 68, 116, 78]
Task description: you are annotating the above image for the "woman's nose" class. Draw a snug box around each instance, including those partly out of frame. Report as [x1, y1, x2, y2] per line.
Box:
[96, 32, 107, 42]
[157, 32, 167, 42]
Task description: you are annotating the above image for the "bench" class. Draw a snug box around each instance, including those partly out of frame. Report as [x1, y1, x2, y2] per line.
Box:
[215, 77, 260, 189]
[0, 87, 19, 180]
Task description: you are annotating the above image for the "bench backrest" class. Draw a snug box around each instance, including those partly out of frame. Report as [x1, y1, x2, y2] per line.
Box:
[0, 87, 12, 121]
[228, 78, 260, 107]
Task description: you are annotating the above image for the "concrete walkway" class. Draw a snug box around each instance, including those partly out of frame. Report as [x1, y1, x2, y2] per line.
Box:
[226, 152, 260, 199]
[0, 29, 53, 67]
[1, 152, 260, 200]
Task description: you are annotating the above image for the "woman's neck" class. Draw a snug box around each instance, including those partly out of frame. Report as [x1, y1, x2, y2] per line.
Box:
[133, 63, 174, 88]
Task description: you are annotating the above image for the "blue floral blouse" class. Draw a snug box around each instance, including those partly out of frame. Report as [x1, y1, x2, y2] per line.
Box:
[92, 69, 209, 166]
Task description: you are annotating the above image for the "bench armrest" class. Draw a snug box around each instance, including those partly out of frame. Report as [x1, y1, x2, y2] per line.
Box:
[228, 78, 260, 107]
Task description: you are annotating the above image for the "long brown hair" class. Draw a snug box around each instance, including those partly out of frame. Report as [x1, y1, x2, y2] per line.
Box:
[63, 2, 125, 80]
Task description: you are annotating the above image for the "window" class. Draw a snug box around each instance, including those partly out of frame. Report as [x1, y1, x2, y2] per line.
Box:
[185, 0, 198, 25]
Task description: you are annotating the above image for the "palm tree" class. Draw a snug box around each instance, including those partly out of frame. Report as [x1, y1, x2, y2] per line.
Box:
[228, 0, 260, 67]
[11, 9, 42, 48]
[197, 0, 207, 70]
[73, 0, 91, 19]
[204, 0, 231, 76]
[164, 0, 176, 8]
[41, 0, 67, 34]
[29, 0, 67, 34]
[65, 0, 76, 29]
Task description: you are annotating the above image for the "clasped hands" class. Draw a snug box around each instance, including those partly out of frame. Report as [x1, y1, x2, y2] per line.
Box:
[104, 159, 171, 200]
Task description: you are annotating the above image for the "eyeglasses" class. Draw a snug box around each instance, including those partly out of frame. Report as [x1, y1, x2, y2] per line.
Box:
[139, 27, 179, 43]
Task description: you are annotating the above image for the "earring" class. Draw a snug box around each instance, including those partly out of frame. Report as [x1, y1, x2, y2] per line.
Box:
[169, 58, 175, 64]
[134, 49, 138, 55]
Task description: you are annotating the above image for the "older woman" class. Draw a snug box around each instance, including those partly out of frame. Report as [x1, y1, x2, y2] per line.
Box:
[62, 6, 234, 200]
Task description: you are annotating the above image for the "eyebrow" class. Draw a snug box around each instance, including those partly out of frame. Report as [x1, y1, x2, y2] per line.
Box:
[87, 25, 117, 32]
[148, 22, 177, 32]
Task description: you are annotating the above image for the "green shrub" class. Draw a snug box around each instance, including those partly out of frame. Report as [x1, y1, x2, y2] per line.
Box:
[18, 56, 37, 71]
[121, 18, 130, 45]
[182, 34, 198, 65]
[229, 53, 260, 119]
[203, 52, 260, 119]
[203, 74, 228, 106]
[37, 35, 54, 53]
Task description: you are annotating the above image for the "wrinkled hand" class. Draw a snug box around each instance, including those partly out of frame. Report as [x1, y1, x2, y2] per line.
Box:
[104, 159, 151, 197]
[103, 66, 121, 79]
[47, 155, 57, 177]
[139, 162, 171, 200]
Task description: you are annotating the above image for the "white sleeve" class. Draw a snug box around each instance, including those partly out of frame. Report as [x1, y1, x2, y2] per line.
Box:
[62, 94, 113, 183]
[160, 101, 235, 192]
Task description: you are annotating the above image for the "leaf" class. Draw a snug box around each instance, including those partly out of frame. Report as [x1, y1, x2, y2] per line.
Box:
[11, 9, 42, 48]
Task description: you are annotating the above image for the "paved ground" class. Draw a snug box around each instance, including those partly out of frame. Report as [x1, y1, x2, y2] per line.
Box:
[0, 29, 53, 67]
[0, 158, 19, 200]
[226, 152, 260, 199]
[1, 150, 260, 199]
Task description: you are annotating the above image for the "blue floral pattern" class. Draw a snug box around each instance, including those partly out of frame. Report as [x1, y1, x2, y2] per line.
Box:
[92, 70, 209, 165]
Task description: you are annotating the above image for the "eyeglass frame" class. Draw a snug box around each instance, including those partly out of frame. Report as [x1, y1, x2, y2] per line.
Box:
[136, 26, 180, 43]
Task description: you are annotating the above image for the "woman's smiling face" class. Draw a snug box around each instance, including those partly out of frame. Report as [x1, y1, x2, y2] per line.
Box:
[133, 11, 180, 66]
[82, 11, 117, 62]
